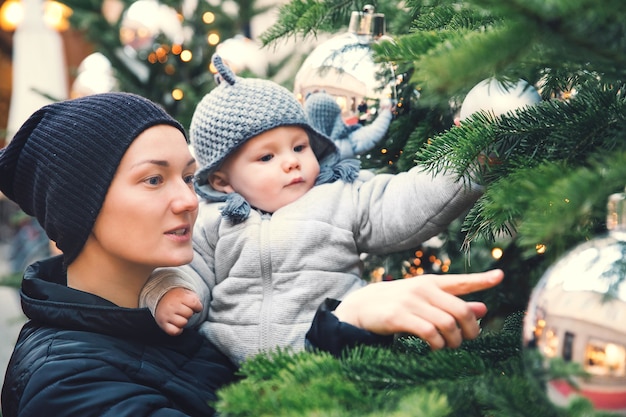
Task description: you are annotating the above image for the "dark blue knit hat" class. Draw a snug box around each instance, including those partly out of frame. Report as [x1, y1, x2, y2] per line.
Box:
[0, 92, 186, 266]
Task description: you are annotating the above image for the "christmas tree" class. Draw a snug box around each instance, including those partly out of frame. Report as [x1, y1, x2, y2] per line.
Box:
[61, 0, 277, 128]
[39, 0, 626, 415]
[209, 0, 626, 416]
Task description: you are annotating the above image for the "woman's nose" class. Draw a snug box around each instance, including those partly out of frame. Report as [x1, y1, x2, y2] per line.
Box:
[172, 181, 199, 213]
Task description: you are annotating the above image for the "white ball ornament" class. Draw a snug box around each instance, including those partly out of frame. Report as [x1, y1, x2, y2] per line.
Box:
[71, 53, 117, 98]
[523, 191, 626, 414]
[216, 35, 268, 77]
[119, 0, 184, 53]
[460, 78, 541, 121]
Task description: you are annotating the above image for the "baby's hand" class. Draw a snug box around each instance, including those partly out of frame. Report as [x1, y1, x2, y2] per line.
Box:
[155, 287, 203, 336]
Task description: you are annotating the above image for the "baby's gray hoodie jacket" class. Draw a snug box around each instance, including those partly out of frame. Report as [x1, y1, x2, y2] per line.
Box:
[141, 168, 482, 365]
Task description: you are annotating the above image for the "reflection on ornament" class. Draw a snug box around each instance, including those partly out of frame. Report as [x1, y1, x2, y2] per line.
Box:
[523, 191, 626, 414]
[293, 5, 395, 123]
[459, 78, 541, 122]
[215, 35, 268, 77]
[71, 52, 116, 98]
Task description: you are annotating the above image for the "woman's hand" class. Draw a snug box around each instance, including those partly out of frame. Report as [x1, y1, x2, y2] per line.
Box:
[333, 269, 504, 349]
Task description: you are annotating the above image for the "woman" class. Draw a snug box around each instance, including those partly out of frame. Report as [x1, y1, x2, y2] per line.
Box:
[0, 92, 237, 417]
[0, 92, 503, 417]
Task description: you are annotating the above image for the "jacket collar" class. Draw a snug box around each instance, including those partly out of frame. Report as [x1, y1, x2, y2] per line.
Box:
[20, 256, 173, 342]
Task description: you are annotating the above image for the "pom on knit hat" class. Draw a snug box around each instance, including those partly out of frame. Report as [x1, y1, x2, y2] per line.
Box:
[191, 54, 340, 188]
[0, 92, 186, 266]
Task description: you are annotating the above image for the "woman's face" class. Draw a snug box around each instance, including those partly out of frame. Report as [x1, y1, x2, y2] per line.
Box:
[90, 124, 198, 271]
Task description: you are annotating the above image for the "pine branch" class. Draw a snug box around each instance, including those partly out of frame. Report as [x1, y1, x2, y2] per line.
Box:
[259, 0, 357, 45]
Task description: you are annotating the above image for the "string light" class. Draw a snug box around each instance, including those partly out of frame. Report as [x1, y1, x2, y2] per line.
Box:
[171, 88, 183, 100]
[536, 243, 547, 254]
[180, 50, 192, 62]
[202, 11, 215, 24]
[0, 0, 22, 31]
[491, 247, 503, 259]
[0, 0, 71, 32]
[207, 32, 220, 46]
[171, 44, 182, 55]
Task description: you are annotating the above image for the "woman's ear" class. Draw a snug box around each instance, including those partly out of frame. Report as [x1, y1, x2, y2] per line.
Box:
[208, 171, 234, 193]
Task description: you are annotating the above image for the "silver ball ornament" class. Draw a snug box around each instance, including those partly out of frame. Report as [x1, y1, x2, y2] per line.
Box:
[523, 192, 626, 414]
[293, 5, 395, 122]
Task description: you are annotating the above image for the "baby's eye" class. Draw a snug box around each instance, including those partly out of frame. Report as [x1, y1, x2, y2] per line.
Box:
[259, 154, 273, 162]
[145, 176, 163, 186]
[294, 144, 306, 152]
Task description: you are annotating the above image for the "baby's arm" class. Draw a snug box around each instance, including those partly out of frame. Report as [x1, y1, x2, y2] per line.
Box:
[354, 167, 483, 253]
[141, 266, 208, 335]
[154, 287, 203, 336]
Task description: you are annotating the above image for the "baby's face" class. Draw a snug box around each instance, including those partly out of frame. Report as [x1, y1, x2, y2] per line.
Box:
[212, 126, 320, 213]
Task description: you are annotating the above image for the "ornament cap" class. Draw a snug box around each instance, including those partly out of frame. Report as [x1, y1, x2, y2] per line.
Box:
[348, 4, 385, 41]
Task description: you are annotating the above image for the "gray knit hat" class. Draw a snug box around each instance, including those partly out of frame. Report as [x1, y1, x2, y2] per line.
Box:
[0, 92, 186, 266]
[304, 91, 359, 144]
[191, 54, 339, 187]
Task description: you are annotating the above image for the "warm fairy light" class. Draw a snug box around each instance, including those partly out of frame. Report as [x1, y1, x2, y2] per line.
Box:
[0, 0, 22, 31]
[164, 64, 175, 75]
[207, 32, 220, 45]
[180, 50, 192, 62]
[536, 243, 546, 254]
[171, 88, 184, 100]
[44, 1, 72, 31]
[171, 44, 182, 55]
[202, 11, 215, 24]
[0, 0, 71, 31]
[564, 198, 570, 203]
[381, 148, 387, 154]
[491, 247, 503, 259]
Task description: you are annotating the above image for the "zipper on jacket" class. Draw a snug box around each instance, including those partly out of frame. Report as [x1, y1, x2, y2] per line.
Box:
[258, 213, 273, 352]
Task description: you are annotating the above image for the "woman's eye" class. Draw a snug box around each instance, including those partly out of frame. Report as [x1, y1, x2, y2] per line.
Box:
[145, 176, 163, 186]
[184, 174, 195, 185]
[259, 154, 273, 162]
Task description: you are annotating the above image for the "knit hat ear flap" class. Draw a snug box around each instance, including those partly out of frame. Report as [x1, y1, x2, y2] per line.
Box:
[0, 93, 186, 266]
